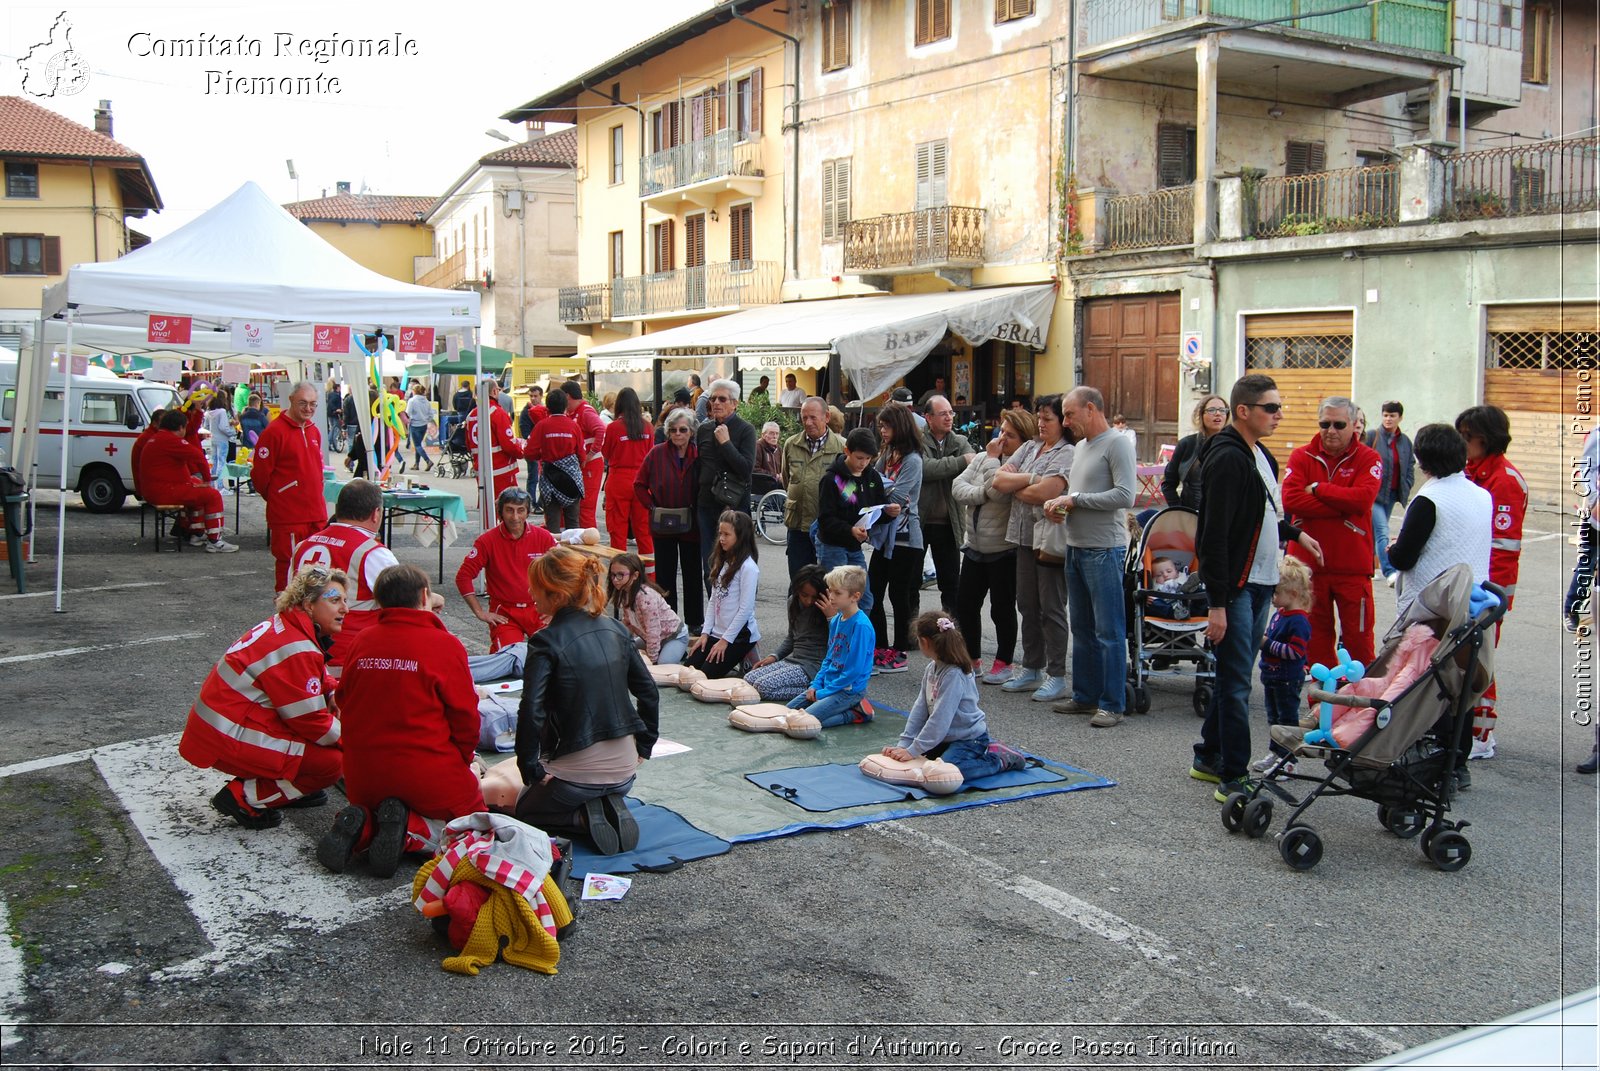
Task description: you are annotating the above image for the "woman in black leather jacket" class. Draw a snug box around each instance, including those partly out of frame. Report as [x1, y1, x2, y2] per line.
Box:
[514, 545, 659, 855]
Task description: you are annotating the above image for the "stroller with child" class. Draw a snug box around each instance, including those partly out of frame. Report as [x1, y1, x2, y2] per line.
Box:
[1219, 564, 1506, 873]
[1123, 506, 1215, 717]
[435, 419, 475, 480]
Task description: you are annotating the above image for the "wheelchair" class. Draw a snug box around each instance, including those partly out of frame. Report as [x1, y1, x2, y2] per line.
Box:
[750, 473, 787, 546]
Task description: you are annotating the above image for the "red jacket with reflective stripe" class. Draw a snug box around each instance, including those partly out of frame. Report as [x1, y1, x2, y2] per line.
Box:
[1466, 453, 1528, 595]
[455, 522, 557, 613]
[178, 608, 340, 779]
[292, 522, 398, 666]
[1281, 439, 1383, 577]
[467, 405, 524, 478]
[138, 431, 208, 502]
[602, 419, 654, 482]
[252, 414, 328, 528]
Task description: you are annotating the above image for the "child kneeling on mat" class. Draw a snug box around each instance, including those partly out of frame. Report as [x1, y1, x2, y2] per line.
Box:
[874, 612, 1028, 781]
[787, 565, 876, 727]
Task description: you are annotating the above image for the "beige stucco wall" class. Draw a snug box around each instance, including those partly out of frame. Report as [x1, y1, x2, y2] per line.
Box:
[0, 161, 136, 312]
[304, 220, 432, 284]
[572, 21, 787, 302]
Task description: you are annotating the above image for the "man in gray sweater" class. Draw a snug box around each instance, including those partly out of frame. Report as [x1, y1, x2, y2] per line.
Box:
[918, 395, 975, 612]
[1048, 386, 1138, 727]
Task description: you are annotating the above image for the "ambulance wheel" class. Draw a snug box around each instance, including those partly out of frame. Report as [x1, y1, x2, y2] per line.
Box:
[80, 466, 127, 513]
[1427, 830, 1471, 872]
[1278, 825, 1323, 871]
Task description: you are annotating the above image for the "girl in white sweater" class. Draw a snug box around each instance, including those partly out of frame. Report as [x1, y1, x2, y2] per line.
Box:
[684, 510, 760, 679]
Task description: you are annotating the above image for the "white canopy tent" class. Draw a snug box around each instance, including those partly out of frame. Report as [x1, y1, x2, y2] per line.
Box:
[585, 283, 1057, 401]
[7, 180, 484, 609]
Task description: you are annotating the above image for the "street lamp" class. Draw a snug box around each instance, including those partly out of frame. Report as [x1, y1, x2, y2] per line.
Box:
[286, 158, 299, 200]
[483, 129, 513, 142]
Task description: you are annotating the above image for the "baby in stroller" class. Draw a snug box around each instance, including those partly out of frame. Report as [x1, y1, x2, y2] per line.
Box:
[1146, 555, 1206, 620]
[436, 420, 474, 480]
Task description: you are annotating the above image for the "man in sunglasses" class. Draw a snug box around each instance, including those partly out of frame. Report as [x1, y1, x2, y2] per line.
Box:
[1192, 375, 1322, 799]
[1281, 396, 1383, 669]
[455, 487, 557, 651]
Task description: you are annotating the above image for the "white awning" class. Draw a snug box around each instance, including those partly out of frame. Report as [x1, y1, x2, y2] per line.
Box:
[588, 354, 659, 374]
[585, 283, 1056, 400]
[736, 350, 833, 372]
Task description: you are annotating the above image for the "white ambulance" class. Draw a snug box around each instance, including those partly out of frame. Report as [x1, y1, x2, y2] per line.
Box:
[0, 360, 181, 513]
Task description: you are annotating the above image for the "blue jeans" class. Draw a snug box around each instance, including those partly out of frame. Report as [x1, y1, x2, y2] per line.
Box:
[810, 521, 873, 613]
[1194, 582, 1275, 780]
[931, 733, 1004, 782]
[787, 526, 818, 579]
[788, 688, 866, 728]
[1064, 545, 1128, 712]
[409, 424, 429, 464]
[1263, 678, 1304, 757]
[1372, 500, 1396, 575]
[439, 413, 458, 446]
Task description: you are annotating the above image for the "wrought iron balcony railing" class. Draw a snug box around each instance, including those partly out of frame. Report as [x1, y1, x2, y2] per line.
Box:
[1441, 135, 1600, 221]
[557, 283, 612, 325]
[843, 205, 985, 272]
[639, 130, 764, 199]
[1246, 163, 1401, 237]
[1105, 185, 1195, 250]
[608, 260, 782, 320]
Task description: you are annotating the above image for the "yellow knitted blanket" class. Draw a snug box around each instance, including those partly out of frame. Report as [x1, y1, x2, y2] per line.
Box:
[411, 856, 574, 976]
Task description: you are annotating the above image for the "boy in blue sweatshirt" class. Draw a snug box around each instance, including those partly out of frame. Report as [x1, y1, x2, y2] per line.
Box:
[788, 565, 876, 727]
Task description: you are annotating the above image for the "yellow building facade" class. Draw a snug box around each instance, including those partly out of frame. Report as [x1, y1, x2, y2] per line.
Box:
[281, 192, 435, 284]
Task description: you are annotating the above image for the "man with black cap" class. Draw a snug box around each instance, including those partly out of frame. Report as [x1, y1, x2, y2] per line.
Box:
[888, 387, 928, 432]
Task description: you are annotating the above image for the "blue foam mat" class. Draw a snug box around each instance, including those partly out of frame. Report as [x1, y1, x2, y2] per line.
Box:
[567, 799, 730, 880]
[746, 759, 1068, 813]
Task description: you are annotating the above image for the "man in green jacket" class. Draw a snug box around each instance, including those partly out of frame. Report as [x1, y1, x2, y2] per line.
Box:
[781, 396, 846, 579]
[919, 395, 975, 610]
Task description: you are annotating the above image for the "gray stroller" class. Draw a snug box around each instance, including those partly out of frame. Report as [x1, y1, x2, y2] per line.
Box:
[1219, 564, 1507, 873]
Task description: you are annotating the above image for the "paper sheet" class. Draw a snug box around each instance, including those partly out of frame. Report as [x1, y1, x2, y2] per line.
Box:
[581, 873, 633, 901]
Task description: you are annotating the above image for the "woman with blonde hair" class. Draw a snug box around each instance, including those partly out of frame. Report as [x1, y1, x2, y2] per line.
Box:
[514, 546, 659, 854]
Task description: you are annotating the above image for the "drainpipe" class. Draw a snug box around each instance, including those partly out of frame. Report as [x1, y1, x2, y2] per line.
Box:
[88, 160, 100, 261]
[730, 3, 800, 276]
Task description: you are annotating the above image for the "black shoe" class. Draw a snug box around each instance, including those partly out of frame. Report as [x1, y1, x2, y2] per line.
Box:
[285, 789, 329, 809]
[602, 794, 639, 852]
[1456, 766, 1472, 791]
[211, 786, 283, 830]
[582, 797, 621, 855]
[316, 805, 366, 873]
[1579, 751, 1600, 775]
[367, 797, 409, 878]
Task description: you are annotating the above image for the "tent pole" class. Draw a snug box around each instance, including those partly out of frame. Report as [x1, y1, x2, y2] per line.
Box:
[470, 329, 490, 531]
[54, 313, 73, 612]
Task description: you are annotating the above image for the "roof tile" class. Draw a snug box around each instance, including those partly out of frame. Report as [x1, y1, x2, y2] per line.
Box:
[282, 193, 437, 224]
[479, 126, 576, 168]
[0, 95, 147, 160]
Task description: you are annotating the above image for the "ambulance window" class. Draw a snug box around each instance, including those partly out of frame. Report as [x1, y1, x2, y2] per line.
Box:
[139, 387, 179, 415]
[81, 392, 129, 425]
[4, 390, 62, 422]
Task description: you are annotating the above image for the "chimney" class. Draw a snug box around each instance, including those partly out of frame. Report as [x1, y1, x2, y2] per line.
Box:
[524, 119, 545, 141]
[93, 100, 113, 138]
[336, 180, 352, 195]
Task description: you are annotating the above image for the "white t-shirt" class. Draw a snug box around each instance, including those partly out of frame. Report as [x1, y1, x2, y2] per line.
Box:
[779, 388, 806, 407]
[1246, 444, 1282, 586]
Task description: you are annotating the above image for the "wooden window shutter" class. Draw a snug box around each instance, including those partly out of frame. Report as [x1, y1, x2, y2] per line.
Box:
[821, 161, 837, 240]
[1156, 124, 1196, 188]
[1286, 141, 1326, 176]
[42, 236, 61, 275]
[1243, 311, 1354, 338]
[730, 204, 752, 263]
[1486, 303, 1600, 333]
[835, 158, 852, 239]
[654, 220, 675, 272]
[685, 213, 705, 268]
[917, 0, 951, 44]
[748, 69, 763, 134]
[823, 2, 851, 71]
[915, 140, 947, 209]
[933, 0, 951, 40]
[717, 81, 729, 130]
[996, 0, 1034, 21]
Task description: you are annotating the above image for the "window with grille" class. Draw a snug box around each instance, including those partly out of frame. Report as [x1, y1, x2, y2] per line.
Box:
[1156, 124, 1196, 189]
[916, 0, 952, 45]
[1489, 329, 1596, 370]
[730, 203, 753, 266]
[610, 125, 624, 185]
[650, 220, 675, 273]
[1, 234, 57, 275]
[1523, 3, 1552, 84]
[5, 163, 38, 199]
[823, 1, 852, 71]
[822, 157, 852, 241]
[1243, 312, 1354, 369]
[995, 0, 1035, 22]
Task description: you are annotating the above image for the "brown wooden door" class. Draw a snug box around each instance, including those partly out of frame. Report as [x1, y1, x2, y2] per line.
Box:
[1080, 293, 1181, 460]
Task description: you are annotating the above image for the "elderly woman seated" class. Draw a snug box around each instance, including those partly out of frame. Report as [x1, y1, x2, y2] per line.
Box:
[179, 564, 348, 829]
[513, 545, 660, 855]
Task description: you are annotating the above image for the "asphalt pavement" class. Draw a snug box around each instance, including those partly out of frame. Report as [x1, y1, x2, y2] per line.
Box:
[0, 458, 1595, 1069]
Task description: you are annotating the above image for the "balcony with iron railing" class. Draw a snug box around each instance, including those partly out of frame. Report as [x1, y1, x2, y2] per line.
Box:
[639, 130, 766, 212]
[1245, 163, 1401, 237]
[1440, 135, 1600, 221]
[561, 260, 782, 324]
[1104, 186, 1195, 251]
[843, 206, 986, 274]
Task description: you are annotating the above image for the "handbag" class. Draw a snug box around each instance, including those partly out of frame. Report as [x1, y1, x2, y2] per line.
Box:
[711, 470, 747, 509]
[651, 506, 692, 535]
[1033, 512, 1068, 566]
[540, 454, 584, 507]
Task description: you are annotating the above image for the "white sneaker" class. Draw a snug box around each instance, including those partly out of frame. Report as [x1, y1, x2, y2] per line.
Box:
[187, 534, 207, 547]
[205, 538, 240, 554]
[1249, 751, 1282, 773]
[1031, 674, 1068, 702]
[1001, 668, 1042, 693]
[1469, 733, 1496, 760]
[1385, 572, 1399, 588]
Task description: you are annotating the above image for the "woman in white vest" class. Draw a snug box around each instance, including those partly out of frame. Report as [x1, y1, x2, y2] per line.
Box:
[1384, 423, 1492, 618]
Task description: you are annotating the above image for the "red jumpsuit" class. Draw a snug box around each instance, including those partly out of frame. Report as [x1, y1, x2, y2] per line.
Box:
[572, 399, 607, 528]
[1465, 452, 1528, 740]
[456, 521, 558, 650]
[291, 521, 398, 673]
[337, 607, 485, 855]
[137, 431, 226, 541]
[131, 424, 160, 500]
[467, 404, 526, 501]
[602, 418, 656, 572]
[184, 406, 211, 481]
[178, 608, 342, 812]
[253, 413, 329, 591]
[1282, 439, 1384, 668]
